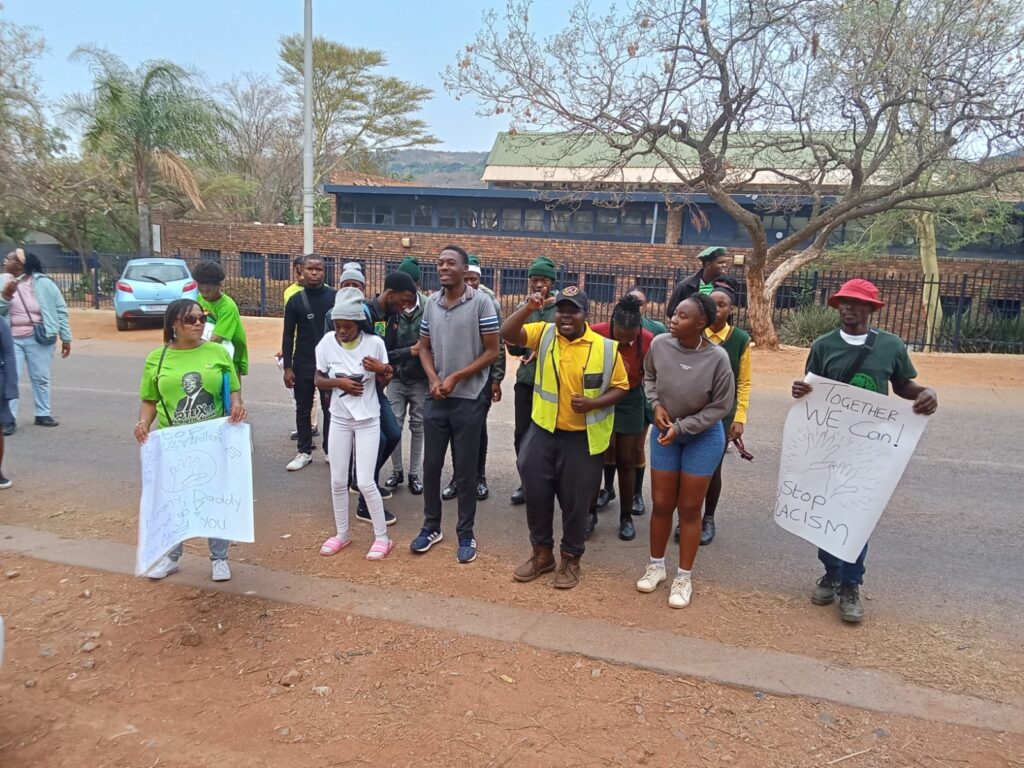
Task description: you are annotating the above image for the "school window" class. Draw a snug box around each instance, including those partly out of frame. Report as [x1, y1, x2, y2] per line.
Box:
[374, 204, 393, 225]
[438, 205, 458, 228]
[395, 205, 413, 226]
[413, 204, 432, 226]
[417, 263, 438, 291]
[199, 249, 221, 264]
[240, 251, 263, 279]
[481, 208, 500, 229]
[268, 254, 291, 281]
[337, 201, 355, 224]
[459, 207, 479, 228]
[585, 272, 616, 304]
[558, 268, 580, 288]
[501, 208, 523, 231]
[572, 210, 595, 234]
[633, 276, 668, 304]
[385, 260, 402, 275]
[501, 267, 529, 295]
[596, 209, 618, 235]
[354, 203, 374, 225]
[523, 209, 544, 232]
[322, 257, 336, 286]
[479, 266, 496, 287]
[620, 210, 644, 237]
[653, 208, 667, 242]
[988, 298, 1022, 321]
[550, 211, 571, 233]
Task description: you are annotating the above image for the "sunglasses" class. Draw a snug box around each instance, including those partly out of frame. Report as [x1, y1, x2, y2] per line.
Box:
[179, 314, 207, 326]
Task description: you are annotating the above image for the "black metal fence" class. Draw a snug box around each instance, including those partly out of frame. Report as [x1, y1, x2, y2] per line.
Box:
[53, 252, 1024, 353]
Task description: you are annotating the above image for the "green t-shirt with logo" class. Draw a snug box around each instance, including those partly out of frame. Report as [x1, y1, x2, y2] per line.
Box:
[197, 293, 249, 375]
[139, 342, 241, 428]
[805, 329, 917, 395]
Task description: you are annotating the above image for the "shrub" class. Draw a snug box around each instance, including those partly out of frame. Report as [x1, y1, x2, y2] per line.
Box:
[941, 316, 1024, 354]
[778, 304, 841, 347]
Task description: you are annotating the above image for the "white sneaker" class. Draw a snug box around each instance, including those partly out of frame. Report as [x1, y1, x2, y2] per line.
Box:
[324, 454, 331, 464]
[211, 559, 232, 582]
[147, 556, 179, 580]
[669, 576, 692, 608]
[286, 452, 312, 471]
[636, 563, 667, 593]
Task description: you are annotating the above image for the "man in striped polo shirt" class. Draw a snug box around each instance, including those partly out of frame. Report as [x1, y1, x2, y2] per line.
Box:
[410, 244, 500, 564]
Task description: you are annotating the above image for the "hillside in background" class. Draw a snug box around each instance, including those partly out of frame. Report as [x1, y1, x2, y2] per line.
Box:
[385, 149, 489, 187]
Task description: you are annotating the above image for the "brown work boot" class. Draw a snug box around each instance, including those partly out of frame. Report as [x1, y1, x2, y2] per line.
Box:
[513, 544, 556, 582]
[552, 552, 581, 589]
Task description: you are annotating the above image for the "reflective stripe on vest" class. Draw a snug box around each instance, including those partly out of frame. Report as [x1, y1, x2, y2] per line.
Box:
[531, 324, 617, 455]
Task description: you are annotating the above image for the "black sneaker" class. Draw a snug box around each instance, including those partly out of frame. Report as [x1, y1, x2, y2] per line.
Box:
[510, 486, 526, 505]
[378, 483, 393, 501]
[34, 416, 59, 427]
[838, 584, 864, 623]
[289, 427, 319, 440]
[631, 492, 645, 516]
[476, 479, 489, 501]
[384, 470, 404, 490]
[595, 487, 615, 510]
[699, 517, 716, 546]
[2, 421, 14, 436]
[408, 475, 424, 495]
[441, 479, 458, 501]
[0, 472, 11, 490]
[356, 498, 397, 526]
[811, 573, 841, 606]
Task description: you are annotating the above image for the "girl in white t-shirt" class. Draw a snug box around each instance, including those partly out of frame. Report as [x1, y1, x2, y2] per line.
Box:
[315, 288, 394, 559]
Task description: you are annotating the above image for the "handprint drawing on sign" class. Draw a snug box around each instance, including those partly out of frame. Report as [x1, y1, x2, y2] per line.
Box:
[804, 431, 842, 470]
[826, 461, 859, 497]
[161, 450, 217, 493]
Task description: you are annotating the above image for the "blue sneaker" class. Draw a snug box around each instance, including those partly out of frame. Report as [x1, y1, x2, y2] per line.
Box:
[457, 538, 477, 563]
[410, 528, 443, 553]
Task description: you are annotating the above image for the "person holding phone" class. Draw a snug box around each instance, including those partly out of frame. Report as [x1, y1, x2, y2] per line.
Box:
[315, 288, 395, 560]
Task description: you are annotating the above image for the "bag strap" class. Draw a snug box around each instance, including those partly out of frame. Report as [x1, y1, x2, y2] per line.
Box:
[840, 328, 879, 384]
[153, 344, 174, 426]
[298, 290, 320, 339]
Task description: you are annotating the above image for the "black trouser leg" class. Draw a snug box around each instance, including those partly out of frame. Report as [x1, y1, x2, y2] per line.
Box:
[517, 424, 558, 550]
[293, 376, 316, 454]
[449, 395, 486, 540]
[421, 398, 451, 533]
[513, 383, 533, 458]
[477, 386, 492, 481]
[554, 431, 604, 556]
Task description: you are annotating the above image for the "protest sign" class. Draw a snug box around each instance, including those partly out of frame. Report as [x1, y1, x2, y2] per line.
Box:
[774, 373, 930, 560]
[136, 417, 254, 576]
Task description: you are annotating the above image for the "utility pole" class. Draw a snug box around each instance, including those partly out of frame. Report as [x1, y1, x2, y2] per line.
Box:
[302, 0, 314, 256]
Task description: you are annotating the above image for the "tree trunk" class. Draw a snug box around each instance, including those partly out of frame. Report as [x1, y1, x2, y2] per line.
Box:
[136, 164, 151, 257]
[914, 212, 942, 351]
[745, 265, 779, 349]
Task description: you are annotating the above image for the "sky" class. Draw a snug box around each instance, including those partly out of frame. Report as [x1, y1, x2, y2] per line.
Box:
[3, 0, 579, 152]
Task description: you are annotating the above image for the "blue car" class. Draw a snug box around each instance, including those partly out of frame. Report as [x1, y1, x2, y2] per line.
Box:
[114, 258, 198, 331]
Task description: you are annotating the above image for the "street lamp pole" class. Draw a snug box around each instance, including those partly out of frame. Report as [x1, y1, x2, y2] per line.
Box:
[302, 0, 315, 256]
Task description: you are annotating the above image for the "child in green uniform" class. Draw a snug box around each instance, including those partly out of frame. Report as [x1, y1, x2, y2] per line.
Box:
[193, 260, 249, 376]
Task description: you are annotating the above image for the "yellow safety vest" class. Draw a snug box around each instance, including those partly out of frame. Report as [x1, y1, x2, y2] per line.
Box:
[532, 324, 617, 455]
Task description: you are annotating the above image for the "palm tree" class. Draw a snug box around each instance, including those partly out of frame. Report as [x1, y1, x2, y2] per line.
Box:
[63, 47, 223, 256]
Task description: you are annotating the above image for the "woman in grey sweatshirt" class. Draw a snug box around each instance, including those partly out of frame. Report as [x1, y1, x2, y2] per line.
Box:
[637, 294, 735, 609]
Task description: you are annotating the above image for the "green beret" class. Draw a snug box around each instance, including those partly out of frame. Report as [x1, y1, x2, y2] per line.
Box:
[397, 256, 421, 282]
[467, 254, 481, 266]
[698, 246, 727, 262]
[528, 255, 558, 280]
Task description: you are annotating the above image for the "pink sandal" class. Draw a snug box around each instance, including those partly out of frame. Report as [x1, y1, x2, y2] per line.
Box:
[365, 539, 394, 561]
[320, 536, 351, 556]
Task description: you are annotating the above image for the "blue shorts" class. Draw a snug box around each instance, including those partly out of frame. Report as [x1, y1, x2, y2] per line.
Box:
[649, 422, 726, 477]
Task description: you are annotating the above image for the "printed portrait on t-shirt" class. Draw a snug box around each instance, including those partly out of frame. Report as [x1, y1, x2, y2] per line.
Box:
[173, 371, 217, 423]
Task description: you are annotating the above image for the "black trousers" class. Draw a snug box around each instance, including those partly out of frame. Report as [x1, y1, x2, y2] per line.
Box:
[513, 383, 533, 482]
[294, 376, 330, 455]
[422, 394, 488, 540]
[517, 424, 604, 557]
[450, 384, 493, 481]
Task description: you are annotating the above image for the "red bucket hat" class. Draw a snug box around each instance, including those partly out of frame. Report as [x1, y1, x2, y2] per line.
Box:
[827, 278, 885, 309]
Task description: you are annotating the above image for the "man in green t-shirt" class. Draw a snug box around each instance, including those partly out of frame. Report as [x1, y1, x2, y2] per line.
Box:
[193, 260, 249, 376]
[792, 279, 937, 625]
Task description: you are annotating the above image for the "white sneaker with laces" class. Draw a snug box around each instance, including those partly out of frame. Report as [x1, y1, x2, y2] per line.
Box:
[147, 556, 179, 580]
[211, 559, 232, 582]
[636, 563, 667, 593]
[286, 452, 312, 471]
[669, 576, 692, 608]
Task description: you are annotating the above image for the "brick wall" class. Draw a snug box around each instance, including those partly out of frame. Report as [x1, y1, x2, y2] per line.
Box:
[156, 217, 1024, 279]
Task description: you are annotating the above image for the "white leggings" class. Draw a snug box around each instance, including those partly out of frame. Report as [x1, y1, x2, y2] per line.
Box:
[327, 415, 387, 539]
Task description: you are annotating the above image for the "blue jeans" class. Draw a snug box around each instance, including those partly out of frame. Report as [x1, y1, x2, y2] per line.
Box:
[169, 538, 229, 561]
[818, 543, 868, 586]
[10, 335, 55, 420]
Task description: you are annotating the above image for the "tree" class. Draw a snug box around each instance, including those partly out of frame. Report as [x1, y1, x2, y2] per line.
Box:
[0, 9, 47, 213]
[445, 0, 1024, 347]
[278, 35, 438, 187]
[62, 47, 224, 255]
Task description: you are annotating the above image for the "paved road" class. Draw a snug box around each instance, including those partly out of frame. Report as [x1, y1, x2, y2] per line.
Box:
[5, 346, 1023, 633]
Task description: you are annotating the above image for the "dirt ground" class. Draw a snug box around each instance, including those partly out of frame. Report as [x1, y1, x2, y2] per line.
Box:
[2, 554, 1021, 768]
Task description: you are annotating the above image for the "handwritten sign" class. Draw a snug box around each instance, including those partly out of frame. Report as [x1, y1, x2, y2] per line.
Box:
[136, 418, 254, 576]
[774, 373, 930, 561]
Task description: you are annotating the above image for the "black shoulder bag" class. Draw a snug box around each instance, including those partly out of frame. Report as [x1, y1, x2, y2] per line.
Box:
[838, 328, 878, 384]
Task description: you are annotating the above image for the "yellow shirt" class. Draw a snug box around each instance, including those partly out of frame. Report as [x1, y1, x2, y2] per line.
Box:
[283, 283, 303, 306]
[705, 324, 751, 424]
[523, 322, 629, 431]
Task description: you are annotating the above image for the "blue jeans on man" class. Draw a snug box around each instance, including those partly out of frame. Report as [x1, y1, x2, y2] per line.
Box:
[818, 543, 868, 586]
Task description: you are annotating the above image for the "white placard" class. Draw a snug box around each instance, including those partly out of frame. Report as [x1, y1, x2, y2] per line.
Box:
[136, 418, 254, 576]
[774, 373, 930, 561]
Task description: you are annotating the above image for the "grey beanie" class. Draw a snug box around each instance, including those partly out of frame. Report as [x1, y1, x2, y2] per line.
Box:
[331, 287, 367, 321]
[340, 261, 365, 286]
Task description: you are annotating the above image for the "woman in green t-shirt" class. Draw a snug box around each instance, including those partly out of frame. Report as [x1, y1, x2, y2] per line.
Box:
[134, 298, 247, 583]
[192, 260, 249, 376]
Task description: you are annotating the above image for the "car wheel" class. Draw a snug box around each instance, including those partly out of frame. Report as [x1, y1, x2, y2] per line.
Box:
[116, 316, 129, 332]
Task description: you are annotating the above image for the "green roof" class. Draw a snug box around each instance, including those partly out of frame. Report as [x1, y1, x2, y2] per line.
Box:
[486, 131, 858, 170]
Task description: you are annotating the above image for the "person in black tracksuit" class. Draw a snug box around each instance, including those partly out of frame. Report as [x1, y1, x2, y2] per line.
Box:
[665, 246, 740, 319]
[282, 255, 335, 470]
